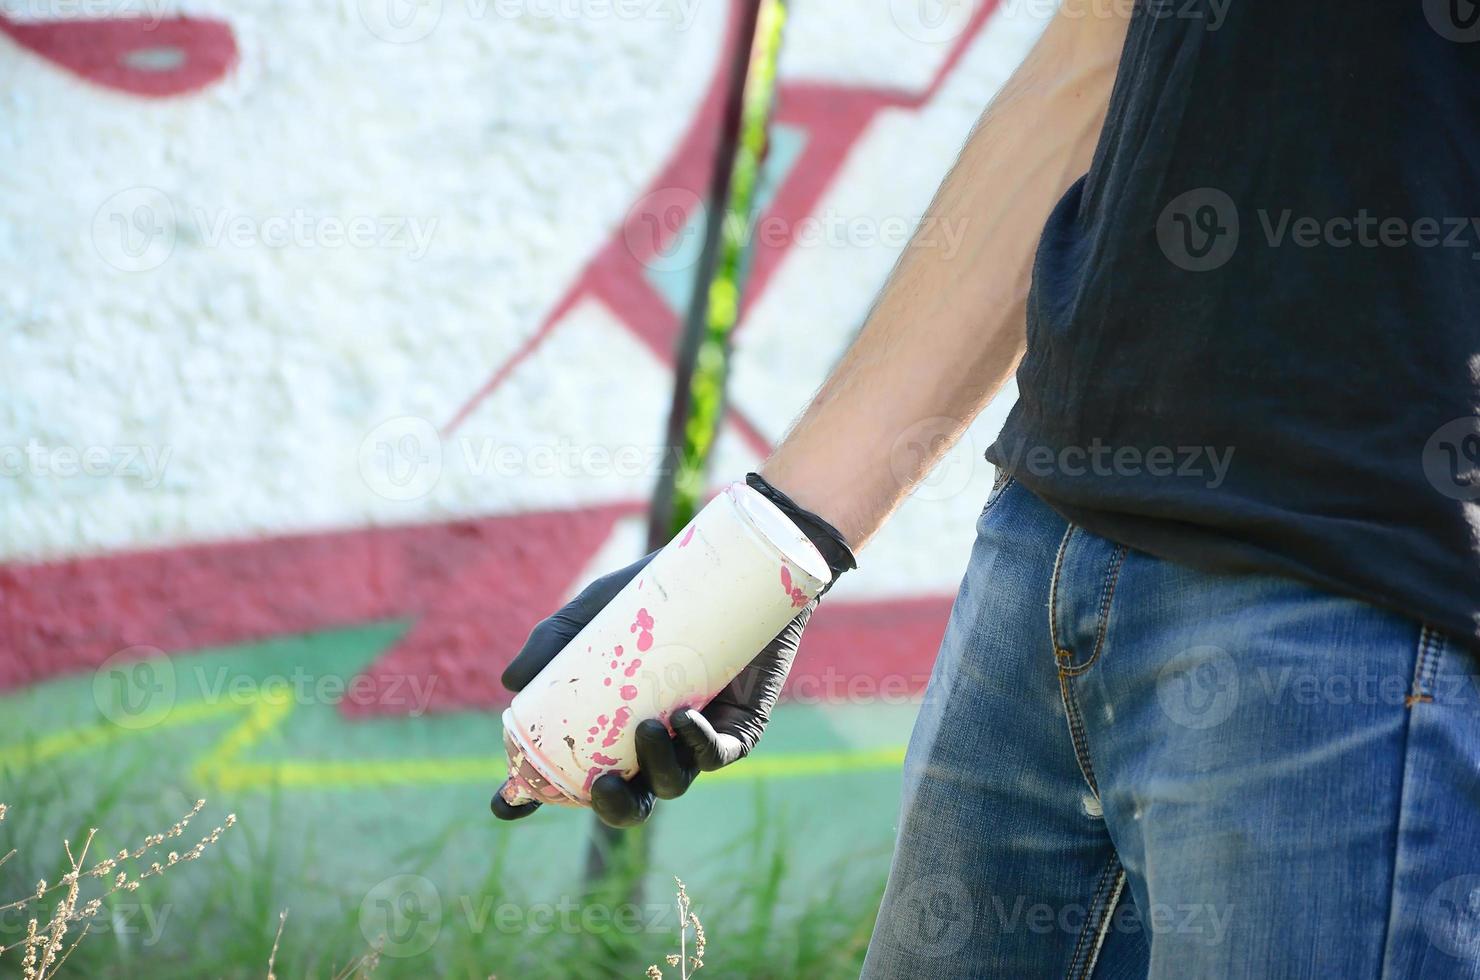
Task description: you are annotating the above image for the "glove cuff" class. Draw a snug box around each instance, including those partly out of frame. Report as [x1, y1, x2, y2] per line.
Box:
[745, 473, 857, 589]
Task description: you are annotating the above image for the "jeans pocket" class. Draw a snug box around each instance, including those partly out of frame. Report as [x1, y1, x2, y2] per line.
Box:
[982, 468, 1014, 515]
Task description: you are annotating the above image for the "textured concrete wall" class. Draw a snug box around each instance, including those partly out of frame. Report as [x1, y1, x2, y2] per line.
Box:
[0, 0, 1046, 710]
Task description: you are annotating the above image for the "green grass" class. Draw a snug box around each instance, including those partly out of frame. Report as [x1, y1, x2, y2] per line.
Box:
[0, 621, 912, 978]
[0, 758, 889, 978]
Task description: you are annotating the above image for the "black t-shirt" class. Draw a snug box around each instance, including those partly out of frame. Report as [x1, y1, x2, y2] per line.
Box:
[988, 0, 1480, 643]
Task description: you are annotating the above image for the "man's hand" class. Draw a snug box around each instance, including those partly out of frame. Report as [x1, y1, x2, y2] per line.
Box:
[492, 550, 814, 827]
[490, 473, 855, 828]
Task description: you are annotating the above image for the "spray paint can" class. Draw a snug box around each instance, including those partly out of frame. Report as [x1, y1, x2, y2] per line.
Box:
[498, 481, 831, 808]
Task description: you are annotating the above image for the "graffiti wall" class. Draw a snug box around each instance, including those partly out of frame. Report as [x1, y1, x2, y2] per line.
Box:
[0, 0, 1046, 968]
[1, 0, 1046, 717]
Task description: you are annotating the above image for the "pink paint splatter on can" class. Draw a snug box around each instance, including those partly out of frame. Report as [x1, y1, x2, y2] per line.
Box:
[601, 707, 632, 748]
[780, 565, 808, 608]
[630, 608, 655, 651]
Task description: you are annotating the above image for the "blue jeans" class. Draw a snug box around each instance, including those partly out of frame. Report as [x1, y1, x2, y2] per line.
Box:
[862, 478, 1480, 978]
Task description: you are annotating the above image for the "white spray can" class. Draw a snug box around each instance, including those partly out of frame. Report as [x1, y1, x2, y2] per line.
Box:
[498, 481, 831, 808]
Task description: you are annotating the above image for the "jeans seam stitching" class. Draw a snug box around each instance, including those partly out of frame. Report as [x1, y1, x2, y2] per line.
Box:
[1049, 523, 1100, 798]
[1065, 857, 1112, 976]
[1407, 625, 1442, 707]
[1048, 525, 1077, 659]
[1063, 545, 1128, 677]
[1424, 628, 1444, 693]
[985, 472, 1014, 506]
[1082, 865, 1127, 980]
[1378, 627, 1430, 976]
[977, 476, 1015, 528]
[1058, 671, 1100, 797]
[1066, 854, 1120, 979]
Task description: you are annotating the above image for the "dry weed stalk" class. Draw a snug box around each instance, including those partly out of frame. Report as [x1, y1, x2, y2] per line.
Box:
[327, 934, 384, 980]
[0, 800, 237, 979]
[646, 877, 705, 980]
[264, 908, 383, 980]
[267, 910, 288, 980]
[0, 803, 12, 871]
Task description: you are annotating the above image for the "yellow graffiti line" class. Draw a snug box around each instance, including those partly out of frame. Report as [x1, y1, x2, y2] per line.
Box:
[211, 757, 505, 792]
[0, 700, 236, 770]
[3, 683, 906, 793]
[201, 745, 908, 793]
[189, 684, 295, 787]
[708, 745, 906, 782]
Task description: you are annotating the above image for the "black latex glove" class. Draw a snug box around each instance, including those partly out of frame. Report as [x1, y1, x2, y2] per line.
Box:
[491, 473, 856, 828]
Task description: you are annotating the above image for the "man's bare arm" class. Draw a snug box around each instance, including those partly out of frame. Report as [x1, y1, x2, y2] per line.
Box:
[761, 5, 1129, 548]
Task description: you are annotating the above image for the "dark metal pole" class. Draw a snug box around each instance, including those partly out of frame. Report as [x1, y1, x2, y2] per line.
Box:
[645, 0, 767, 549]
[585, 0, 769, 884]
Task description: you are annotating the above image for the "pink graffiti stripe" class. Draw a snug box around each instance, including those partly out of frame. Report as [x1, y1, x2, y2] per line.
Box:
[0, 13, 237, 97]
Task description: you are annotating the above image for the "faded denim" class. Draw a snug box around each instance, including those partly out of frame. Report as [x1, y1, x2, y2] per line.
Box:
[862, 479, 1480, 979]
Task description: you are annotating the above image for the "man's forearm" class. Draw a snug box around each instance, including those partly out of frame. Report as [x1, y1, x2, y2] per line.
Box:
[761, 6, 1128, 548]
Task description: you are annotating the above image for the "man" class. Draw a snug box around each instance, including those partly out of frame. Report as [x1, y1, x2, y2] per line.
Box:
[495, 1, 1480, 975]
